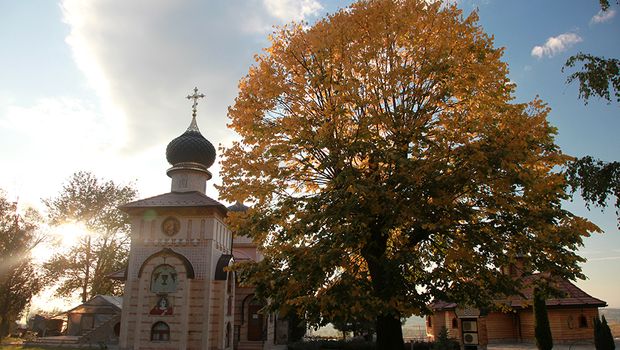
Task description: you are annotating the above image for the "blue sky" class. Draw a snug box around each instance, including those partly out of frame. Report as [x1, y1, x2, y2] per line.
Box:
[1, 0, 618, 310]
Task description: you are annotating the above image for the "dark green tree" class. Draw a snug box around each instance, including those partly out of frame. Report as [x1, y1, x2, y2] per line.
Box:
[594, 315, 616, 350]
[0, 191, 44, 338]
[562, 1, 620, 227]
[563, 54, 619, 105]
[567, 156, 620, 227]
[43, 171, 136, 302]
[601, 316, 616, 350]
[533, 287, 553, 350]
[598, 0, 619, 11]
[595, 316, 605, 349]
[433, 327, 454, 350]
[563, 1, 619, 105]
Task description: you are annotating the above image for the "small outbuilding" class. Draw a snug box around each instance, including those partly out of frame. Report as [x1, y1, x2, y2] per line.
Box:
[427, 273, 606, 347]
[65, 295, 122, 340]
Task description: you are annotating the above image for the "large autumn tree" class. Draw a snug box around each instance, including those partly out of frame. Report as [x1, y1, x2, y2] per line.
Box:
[0, 191, 44, 338]
[43, 171, 136, 302]
[219, 1, 598, 348]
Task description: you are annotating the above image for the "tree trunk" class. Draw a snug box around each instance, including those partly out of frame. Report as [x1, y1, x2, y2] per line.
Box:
[91, 237, 107, 297]
[363, 223, 405, 350]
[82, 236, 91, 302]
[0, 280, 11, 338]
[0, 315, 10, 338]
[376, 313, 405, 350]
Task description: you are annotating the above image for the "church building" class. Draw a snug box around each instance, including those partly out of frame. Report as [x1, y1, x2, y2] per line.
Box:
[117, 89, 286, 350]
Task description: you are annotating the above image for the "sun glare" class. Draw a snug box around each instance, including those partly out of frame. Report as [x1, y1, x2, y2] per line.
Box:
[54, 222, 90, 248]
[31, 222, 92, 264]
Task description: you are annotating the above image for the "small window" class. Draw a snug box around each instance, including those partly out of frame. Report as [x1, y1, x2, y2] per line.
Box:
[452, 317, 459, 329]
[427, 316, 432, 327]
[579, 315, 588, 328]
[151, 321, 170, 341]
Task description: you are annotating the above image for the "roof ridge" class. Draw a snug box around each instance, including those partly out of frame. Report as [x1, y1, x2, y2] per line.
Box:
[120, 191, 226, 210]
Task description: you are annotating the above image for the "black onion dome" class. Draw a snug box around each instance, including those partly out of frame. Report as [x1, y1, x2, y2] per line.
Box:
[227, 201, 250, 212]
[166, 117, 216, 169]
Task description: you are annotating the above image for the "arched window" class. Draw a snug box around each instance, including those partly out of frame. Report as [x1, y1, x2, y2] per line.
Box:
[452, 317, 459, 329]
[226, 322, 232, 348]
[227, 271, 234, 294]
[151, 264, 178, 293]
[579, 315, 588, 328]
[227, 271, 234, 316]
[151, 322, 170, 341]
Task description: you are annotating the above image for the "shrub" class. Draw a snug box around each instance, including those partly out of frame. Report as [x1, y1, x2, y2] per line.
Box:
[594, 315, 616, 350]
[534, 287, 553, 350]
[433, 327, 450, 350]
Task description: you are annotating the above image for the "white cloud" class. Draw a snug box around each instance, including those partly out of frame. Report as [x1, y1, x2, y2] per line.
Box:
[591, 9, 616, 24]
[58, 1, 325, 157]
[264, 0, 323, 22]
[588, 256, 620, 261]
[52, 1, 331, 201]
[0, 97, 115, 153]
[531, 32, 583, 59]
[0, 97, 122, 206]
[59, 1, 264, 154]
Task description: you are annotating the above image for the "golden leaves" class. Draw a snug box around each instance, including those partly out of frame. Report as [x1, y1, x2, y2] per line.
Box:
[219, 0, 599, 331]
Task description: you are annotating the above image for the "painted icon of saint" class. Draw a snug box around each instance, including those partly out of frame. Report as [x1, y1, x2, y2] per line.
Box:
[150, 295, 173, 315]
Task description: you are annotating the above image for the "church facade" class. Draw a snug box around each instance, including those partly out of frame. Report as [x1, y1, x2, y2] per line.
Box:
[118, 89, 286, 350]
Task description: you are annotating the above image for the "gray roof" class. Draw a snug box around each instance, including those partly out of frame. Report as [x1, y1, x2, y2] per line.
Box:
[107, 269, 126, 281]
[431, 274, 607, 311]
[99, 295, 123, 309]
[121, 191, 226, 211]
[64, 295, 123, 314]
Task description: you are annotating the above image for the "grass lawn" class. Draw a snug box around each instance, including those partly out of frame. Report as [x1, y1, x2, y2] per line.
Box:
[0, 346, 96, 350]
[0, 341, 79, 350]
[0, 347, 67, 350]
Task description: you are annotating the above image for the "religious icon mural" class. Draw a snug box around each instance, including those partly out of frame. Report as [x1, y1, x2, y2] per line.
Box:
[150, 295, 174, 315]
[151, 264, 178, 293]
[161, 217, 180, 236]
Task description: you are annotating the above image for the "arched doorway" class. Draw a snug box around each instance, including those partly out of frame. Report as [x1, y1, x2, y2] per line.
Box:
[114, 322, 121, 337]
[247, 298, 264, 341]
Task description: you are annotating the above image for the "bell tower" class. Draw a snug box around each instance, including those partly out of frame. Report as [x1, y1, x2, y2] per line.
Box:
[119, 88, 235, 350]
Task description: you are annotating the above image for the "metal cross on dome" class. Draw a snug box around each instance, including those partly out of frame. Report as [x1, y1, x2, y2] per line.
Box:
[186, 87, 205, 117]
